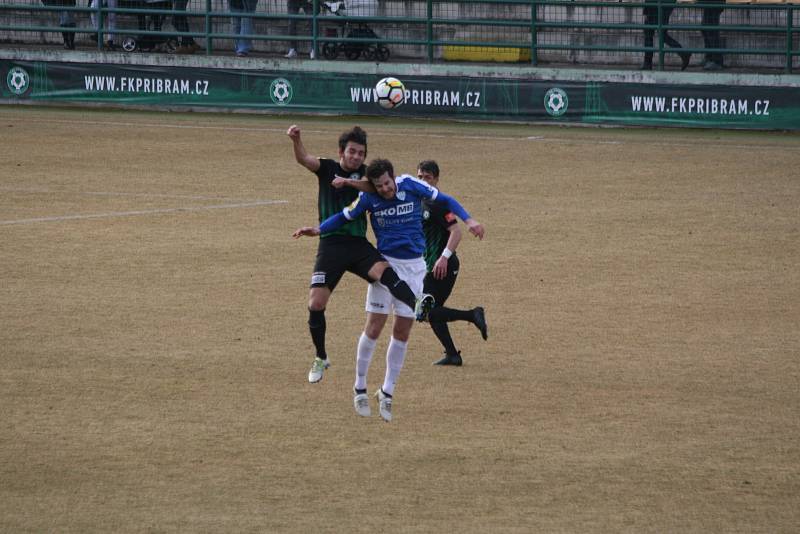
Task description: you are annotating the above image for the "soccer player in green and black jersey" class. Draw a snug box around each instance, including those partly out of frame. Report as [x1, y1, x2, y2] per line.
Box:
[287, 125, 426, 383]
[419, 160, 488, 366]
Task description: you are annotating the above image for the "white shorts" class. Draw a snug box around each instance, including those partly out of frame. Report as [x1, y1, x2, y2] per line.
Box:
[365, 255, 426, 318]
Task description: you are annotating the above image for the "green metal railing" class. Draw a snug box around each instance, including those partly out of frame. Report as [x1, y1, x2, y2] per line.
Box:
[1, 0, 798, 72]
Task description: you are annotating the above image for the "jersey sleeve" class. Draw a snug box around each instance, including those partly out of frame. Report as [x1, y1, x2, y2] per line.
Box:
[432, 190, 471, 221]
[343, 192, 370, 220]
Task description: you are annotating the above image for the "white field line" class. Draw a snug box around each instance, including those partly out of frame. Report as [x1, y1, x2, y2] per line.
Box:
[0, 200, 288, 226]
[9, 116, 796, 151]
[0, 187, 261, 203]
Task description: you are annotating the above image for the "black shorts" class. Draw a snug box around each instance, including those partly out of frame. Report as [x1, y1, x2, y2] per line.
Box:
[310, 235, 385, 290]
[423, 253, 460, 306]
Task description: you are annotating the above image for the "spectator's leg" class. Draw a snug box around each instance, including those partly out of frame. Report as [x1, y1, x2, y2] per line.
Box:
[173, 0, 196, 46]
[59, 9, 76, 49]
[106, 0, 117, 44]
[90, 0, 99, 39]
[286, 0, 300, 53]
[701, 3, 724, 68]
[231, 7, 243, 54]
[642, 7, 656, 69]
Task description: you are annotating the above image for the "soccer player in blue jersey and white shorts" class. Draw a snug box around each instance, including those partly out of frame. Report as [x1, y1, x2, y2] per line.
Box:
[293, 158, 485, 422]
[288, 125, 431, 385]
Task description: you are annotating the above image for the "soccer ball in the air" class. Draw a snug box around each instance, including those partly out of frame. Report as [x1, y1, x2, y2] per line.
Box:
[375, 77, 405, 110]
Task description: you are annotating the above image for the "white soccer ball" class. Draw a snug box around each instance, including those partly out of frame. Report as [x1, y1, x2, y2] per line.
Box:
[375, 77, 405, 110]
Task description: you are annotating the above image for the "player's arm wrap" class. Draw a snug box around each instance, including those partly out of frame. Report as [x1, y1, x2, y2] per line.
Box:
[434, 191, 471, 222]
[319, 212, 349, 234]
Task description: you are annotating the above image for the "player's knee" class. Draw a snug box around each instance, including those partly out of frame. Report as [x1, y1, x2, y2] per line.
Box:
[379, 266, 399, 287]
[368, 261, 388, 282]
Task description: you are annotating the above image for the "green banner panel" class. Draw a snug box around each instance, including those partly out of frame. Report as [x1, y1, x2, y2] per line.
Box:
[3, 60, 799, 130]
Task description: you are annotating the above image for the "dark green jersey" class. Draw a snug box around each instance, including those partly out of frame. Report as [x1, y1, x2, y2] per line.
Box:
[315, 158, 367, 239]
[422, 199, 458, 272]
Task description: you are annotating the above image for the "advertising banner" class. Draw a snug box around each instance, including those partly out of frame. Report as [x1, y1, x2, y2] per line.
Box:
[3, 59, 799, 130]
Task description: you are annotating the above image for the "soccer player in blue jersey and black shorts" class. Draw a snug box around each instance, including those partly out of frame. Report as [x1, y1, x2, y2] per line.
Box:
[293, 158, 485, 421]
[287, 125, 428, 384]
[418, 160, 488, 366]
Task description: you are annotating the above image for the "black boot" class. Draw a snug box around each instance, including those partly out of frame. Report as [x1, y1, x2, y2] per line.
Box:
[60, 23, 73, 50]
[62, 23, 76, 50]
[433, 350, 463, 366]
[679, 52, 691, 71]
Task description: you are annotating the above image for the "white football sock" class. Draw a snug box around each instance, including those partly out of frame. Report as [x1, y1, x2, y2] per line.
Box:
[354, 332, 377, 391]
[381, 336, 407, 396]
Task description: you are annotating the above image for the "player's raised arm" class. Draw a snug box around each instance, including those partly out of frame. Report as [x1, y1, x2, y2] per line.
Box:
[431, 189, 485, 240]
[331, 176, 377, 192]
[287, 124, 321, 173]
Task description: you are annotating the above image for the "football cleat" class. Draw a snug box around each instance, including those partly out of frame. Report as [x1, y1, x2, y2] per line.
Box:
[414, 293, 435, 322]
[308, 356, 330, 383]
[472, 307, 488, 340]
[353, 389, 371, 417]
[375, 388, 393, 422]
[433, 351, 463, 366]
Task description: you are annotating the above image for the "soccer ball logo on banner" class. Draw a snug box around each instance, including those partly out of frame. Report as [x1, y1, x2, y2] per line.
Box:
[544, 87, 569, 117]
[375, 77, 405, 110]
[270, 78, 293, 106]
[7, 67, 31, 96]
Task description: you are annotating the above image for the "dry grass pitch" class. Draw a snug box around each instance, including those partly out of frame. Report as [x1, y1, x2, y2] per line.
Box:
[1, 106, 799, 532]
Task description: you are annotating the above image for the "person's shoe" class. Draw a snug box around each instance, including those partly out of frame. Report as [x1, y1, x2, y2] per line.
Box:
[375, 388, 392, 422]
[353, 389, 371, 417]
[235, 50, 248, 57]
[414, 293, 435, 322]
[285, 48, 298, 59]
[309, 49, 316, 59]
[472, 306, 488, 340]
[639, 62, 652, 71]
[308, 356, 330, 383]
[433, 351, 463, 366]
[703, 60, 722, 71]
[66, 27, 76, 50]
[679, 52, 691, 71]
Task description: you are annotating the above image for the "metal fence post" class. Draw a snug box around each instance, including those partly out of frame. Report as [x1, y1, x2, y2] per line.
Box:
[312, 0, 319, 58]
[205, 0, 213, 54]
[95, 0, 103, 49]
[427, 0, 433, 64]
[657, 0, 665, 70]
[531, 0, 538, 66]
[787, 4, 794, 74]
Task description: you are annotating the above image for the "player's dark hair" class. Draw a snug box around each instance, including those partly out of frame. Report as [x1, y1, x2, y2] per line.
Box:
[339, 126, 367, 154]
[417, 160, 439, 178]
[366, 158, 394, 183]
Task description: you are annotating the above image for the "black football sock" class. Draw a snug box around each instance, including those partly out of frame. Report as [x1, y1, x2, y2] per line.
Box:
[308, 308, 327, 360]
[430, 320, 459, 357]
[379, 267, 417, 310]
[428, 306, 473, 323]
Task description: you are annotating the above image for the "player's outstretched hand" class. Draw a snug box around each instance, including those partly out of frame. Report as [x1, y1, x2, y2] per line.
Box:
[331, 176, 347, 189]
[287, 125, 301, 140]
[466, 219, 485, 240]
[293, 226, 320, 239]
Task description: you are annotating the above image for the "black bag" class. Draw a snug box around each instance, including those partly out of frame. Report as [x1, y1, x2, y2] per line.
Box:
[41, 0, 77, 6]
[229, 0, 245, 9]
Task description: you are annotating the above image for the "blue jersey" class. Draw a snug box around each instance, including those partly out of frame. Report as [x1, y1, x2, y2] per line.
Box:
[338, 174, 469, 259]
